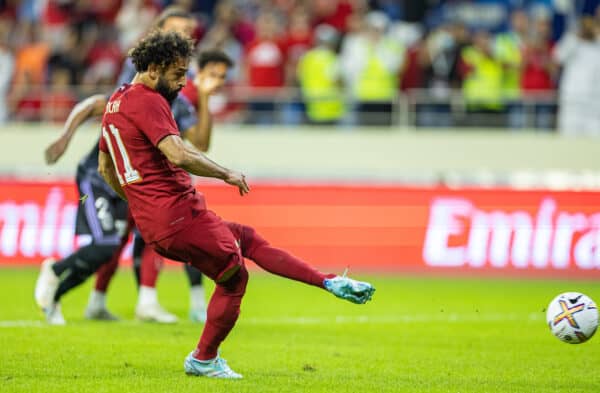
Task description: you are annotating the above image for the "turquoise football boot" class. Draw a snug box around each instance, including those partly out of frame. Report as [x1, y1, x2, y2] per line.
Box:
[184, 352, 242, 379]
[324, 275, 375, 304]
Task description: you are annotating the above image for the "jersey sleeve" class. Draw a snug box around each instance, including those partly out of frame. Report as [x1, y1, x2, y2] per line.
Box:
[130, 93, 179, 146]
[171, 94, 198, 135]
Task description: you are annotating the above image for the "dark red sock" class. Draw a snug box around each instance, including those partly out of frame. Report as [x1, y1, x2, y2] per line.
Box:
[241, 226, 334, 288]
[194, 266, 248, 360]
[140, 247, 162, 287]
[94, 241, 126, 292]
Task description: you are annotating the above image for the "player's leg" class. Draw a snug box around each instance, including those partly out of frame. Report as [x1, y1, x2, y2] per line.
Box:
[228, 222, 375, 304]
[135, 233, 178, 323]
[51, 244, 120, 300]
[84, 239, 126, 320]
[151, 211, 247, 378]
[132, 229, 144, 286]
[184, 266, 247, 379]
[34, 178, 129, 324]
[184, 264, 207, 323]
[34, 242, 121, 325]
[86, 213, 134, 319]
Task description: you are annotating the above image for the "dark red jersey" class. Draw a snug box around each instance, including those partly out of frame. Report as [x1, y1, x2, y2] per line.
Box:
[99, 83, 206, 242]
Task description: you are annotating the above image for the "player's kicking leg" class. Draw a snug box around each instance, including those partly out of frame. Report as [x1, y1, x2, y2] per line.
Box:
[229, 222, 375, 303]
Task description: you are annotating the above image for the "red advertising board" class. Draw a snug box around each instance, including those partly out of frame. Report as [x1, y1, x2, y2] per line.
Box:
[1, 179, 600, 278]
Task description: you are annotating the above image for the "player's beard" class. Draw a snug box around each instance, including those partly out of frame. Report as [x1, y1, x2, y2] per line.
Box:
[156, 75, 180, 104]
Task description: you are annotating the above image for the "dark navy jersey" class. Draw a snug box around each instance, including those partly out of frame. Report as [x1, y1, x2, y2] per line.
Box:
[115, 58, 136, 87]
[77, 58, 198, 191]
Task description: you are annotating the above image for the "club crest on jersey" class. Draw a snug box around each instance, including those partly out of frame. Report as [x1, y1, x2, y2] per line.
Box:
[553, 300, 585, 328]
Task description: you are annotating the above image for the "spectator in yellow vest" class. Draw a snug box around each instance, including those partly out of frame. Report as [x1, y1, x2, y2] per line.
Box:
[297, 24, 345, 125]
[459, 30, 504, 127]
[340, 11, 405, 126]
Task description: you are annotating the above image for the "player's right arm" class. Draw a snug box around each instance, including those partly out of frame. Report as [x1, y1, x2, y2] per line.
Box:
[97, 150, 127, 200]
[157, 135, 249, 196]
[44, 94, 107, 164]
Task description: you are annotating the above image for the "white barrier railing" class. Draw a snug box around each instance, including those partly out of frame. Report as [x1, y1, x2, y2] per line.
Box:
[3, 85, 561, 130]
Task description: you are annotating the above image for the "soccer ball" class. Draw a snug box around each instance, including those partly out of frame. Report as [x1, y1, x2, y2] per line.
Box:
[546, 292, 598, 344]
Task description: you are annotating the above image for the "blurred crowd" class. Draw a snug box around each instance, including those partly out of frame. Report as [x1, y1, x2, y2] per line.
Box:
[1, 0, 600, 133]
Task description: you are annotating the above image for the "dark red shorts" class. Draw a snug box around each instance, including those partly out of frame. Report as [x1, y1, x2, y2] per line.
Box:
[150, 210, 248, 283]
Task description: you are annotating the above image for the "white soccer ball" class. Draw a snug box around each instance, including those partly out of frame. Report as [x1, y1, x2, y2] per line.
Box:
[546, 292, 598, 344]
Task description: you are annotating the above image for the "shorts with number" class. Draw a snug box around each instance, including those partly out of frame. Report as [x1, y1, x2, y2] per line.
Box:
[74, 174, 129, 246]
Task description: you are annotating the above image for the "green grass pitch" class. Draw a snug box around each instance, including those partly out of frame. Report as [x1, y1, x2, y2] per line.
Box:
[1, 267, 599, 393]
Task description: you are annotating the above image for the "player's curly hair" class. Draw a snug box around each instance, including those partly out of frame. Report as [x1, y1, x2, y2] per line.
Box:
[129, 30, 194, 73]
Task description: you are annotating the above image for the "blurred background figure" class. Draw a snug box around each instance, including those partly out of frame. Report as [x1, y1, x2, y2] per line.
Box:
[10, 23, 49, 121]
[494, 9, 528, 129]
[280, 6, 313, 125]
[554, 15, 600, 136]
[0, 18, 13, 123]
[244, 10, 286, 125]
[42, 66, 76, 123]
[115, 0, 159, 52]
[297, 24, 345, 125]
[417, 22, 466, 127]
[459, 30, 504, 127]
[340, 11, 405, 126]
[521, 15, 557, 130]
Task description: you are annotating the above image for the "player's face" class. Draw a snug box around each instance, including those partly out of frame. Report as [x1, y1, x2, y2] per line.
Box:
[161, 16, 195, 39]
[198, 62, 229, 90]
[156, 58, 188, 103]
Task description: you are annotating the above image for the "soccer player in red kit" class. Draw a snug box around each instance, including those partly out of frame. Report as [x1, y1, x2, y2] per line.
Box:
[98, 31, 375, 379]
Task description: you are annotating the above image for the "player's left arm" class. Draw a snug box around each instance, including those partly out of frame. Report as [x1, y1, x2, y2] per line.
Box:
[98, 151, 127, 201]
[45, 94, 107, 164]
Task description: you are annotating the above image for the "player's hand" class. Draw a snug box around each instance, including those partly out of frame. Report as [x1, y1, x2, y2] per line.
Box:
[45, 137, 68, 165]
[224, 171, 250, 196]
[194, 74, 221, 96]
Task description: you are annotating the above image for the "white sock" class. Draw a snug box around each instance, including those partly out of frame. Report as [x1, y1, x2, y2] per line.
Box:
[138, 286, 158, 307]
[190, 285, 206, 311]
[88, 290, 106, 310]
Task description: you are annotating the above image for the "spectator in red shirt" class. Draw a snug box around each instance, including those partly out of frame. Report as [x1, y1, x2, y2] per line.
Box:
[522, 18, 556, 94]
[281, 7, 313, 124]
[311, 0, 354, 33]
[42, 67, 77, 123]
[83, 25, 123, 88]
[244, 10, 286, 124]
[283, 7, 313, 82]
[214, 0, 255, 46]
[521, 17, 557, 129]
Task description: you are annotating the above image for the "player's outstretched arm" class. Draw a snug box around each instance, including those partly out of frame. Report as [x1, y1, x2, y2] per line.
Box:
[158, 134, 249, 196]
[45, 94, 107, 164]
[98, 151, 127, 201]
